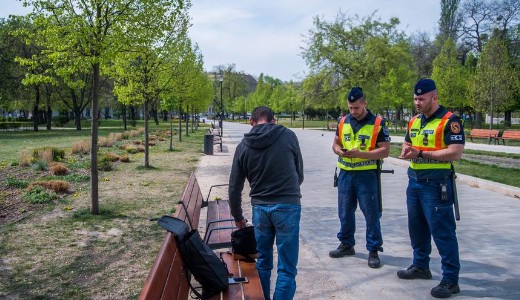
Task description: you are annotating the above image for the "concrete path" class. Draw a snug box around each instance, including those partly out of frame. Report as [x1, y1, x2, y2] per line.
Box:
[196, 121, 520, 300]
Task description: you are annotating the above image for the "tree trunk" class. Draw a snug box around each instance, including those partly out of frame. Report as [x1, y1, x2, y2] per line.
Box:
[90, 60, 100, 215]
[169, 113, 174, 151]
[152, 106, 159, 125]
[122, 104, 127, 130]
[178, 104, 182, 142]
[33, 85, 40, 132]
[130, 105, 137, 127]
[185, 105, 189, 137]
[144, 100, 150, 168]
[475, 111, 483, 128]
[45, 86, 52, 130]
[504, 110, 512, 127]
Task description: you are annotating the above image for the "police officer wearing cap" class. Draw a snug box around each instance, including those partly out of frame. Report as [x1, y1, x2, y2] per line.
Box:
[398, 78, 465, 298]
[330, 87, 390, 269]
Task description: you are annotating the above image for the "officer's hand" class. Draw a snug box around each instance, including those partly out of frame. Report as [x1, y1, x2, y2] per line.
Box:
[400, 146, 412, 159]
[344, 148, 360, 158]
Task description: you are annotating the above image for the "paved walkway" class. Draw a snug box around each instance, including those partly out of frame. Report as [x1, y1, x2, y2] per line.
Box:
[196, 121, 520, 300]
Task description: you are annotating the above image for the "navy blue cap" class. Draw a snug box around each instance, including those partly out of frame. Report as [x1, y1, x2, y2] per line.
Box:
[414, 78, 436, 95]
[347, 87, 363, 102]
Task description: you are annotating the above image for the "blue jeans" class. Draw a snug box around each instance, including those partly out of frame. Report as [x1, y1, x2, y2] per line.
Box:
[252, 204, 301, 300]
[406, 176, 460, 284]
[337, 170, 383, 251]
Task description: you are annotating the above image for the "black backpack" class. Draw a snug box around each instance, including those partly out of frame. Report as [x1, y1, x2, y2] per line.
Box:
[158, 216, 229, 299]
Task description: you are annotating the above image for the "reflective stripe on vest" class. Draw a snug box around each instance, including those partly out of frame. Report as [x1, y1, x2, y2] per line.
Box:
[337, 115, 382, 171]
[408, 111, 453, 170]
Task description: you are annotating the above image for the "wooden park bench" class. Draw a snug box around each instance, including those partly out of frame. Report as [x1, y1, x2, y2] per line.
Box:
[467, 129, 499, 144]
[496, 130, 520, 145]
[139, 172, 263, 300]
[209, 124, 223, 152]
[328, 122, 338, 131]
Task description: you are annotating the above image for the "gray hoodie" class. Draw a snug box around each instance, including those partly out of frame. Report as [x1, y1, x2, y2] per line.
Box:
[228, 123, 304, 222]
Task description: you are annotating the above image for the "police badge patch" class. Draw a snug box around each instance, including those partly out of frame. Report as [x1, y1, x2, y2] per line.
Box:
[450, 122, 461, 134]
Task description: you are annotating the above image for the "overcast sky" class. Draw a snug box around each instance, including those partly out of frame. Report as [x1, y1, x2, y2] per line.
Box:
[1, 0, 441, 82]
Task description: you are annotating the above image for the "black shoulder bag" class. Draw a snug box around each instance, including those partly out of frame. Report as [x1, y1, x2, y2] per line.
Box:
[158, 215, 229, 299]
[231, 226, 258, 262]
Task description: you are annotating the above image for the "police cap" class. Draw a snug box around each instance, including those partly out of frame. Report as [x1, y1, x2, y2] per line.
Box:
[414, 78, 436, 95]
[347, 87, 364, 102]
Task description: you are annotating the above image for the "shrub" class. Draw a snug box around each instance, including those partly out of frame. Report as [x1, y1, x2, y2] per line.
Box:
[124, 145, 138, 154]
[49, 162, 70, 175]
[33, 147, 65, 162]
[23, 186, 58, 204]
[71, 140, 90, 155]
[129, 130, 140, 138]
[109, 132, 123, 141]
[120, 154, 130, 162]
[103, 152, 120, 162]
[37, 148, 54, 163]
[32, 159, 48, 171]
[19, 150, 33, 167]
[52, 115, 69, 127]
[7, 177, 29, 189]
[98, 154, 113, 171]
[30, 180, 71, 193]
[99, 137, 113, 148]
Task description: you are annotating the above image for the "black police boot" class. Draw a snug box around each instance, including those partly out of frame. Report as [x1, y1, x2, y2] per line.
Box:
[368, 250, 381, 268]
[397, 265, 432, 279]
[329, 243, 355, 258]
[431, 281, 460, 298]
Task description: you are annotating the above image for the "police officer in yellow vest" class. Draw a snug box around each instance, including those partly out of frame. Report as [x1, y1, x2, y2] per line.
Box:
[329, 87, 390, 269]
[398, 78, 465, 299]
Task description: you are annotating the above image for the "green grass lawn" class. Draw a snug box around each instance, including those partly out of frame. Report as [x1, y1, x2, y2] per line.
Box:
[0, 119, 208, 161]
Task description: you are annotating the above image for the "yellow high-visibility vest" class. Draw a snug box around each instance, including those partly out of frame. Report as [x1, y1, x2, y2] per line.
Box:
[407, 111, 453, 170]
[336, 115, 382, 171]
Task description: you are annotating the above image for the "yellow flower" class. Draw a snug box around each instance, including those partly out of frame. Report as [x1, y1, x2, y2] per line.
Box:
[63, 206, 73, 211]
[103, 177, 110, 181]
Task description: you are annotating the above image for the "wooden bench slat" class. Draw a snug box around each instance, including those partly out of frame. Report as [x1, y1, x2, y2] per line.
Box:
[140, 233, 180, 299]
[468, 129, 499, 144]
[208, 253, 264, 300]
[496, 130, 520, 145]
[161, 246, 188, 300]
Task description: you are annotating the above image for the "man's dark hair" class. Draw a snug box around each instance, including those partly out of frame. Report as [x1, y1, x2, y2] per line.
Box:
[251, 106, 274, 123]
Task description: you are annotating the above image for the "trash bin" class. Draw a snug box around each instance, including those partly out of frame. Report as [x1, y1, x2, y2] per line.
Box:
[204, 134, 214, 155]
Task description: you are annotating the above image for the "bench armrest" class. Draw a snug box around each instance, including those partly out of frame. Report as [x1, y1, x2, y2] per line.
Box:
[204, 225, 236, 249]
[203, 184, 230, 207]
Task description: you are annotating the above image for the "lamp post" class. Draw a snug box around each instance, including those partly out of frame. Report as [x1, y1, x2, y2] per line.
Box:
[218, 71, 224, 136]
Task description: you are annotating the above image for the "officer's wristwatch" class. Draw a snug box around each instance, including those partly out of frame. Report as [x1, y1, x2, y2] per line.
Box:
[418, 150, 423, 158]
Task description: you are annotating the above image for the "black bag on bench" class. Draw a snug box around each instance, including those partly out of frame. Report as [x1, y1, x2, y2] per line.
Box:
[158, 215, 229, 299]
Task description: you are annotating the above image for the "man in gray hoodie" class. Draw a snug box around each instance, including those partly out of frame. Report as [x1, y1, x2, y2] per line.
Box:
[229, 106, 304, 300]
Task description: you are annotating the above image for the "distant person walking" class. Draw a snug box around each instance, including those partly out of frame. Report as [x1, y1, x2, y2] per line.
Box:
[398, 78, 465, 299]
[228, 106, 304, 300]
[329, 87, 390, 268]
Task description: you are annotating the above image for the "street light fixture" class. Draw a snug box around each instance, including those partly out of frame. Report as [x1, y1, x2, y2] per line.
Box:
[217, 71, 224, 136]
